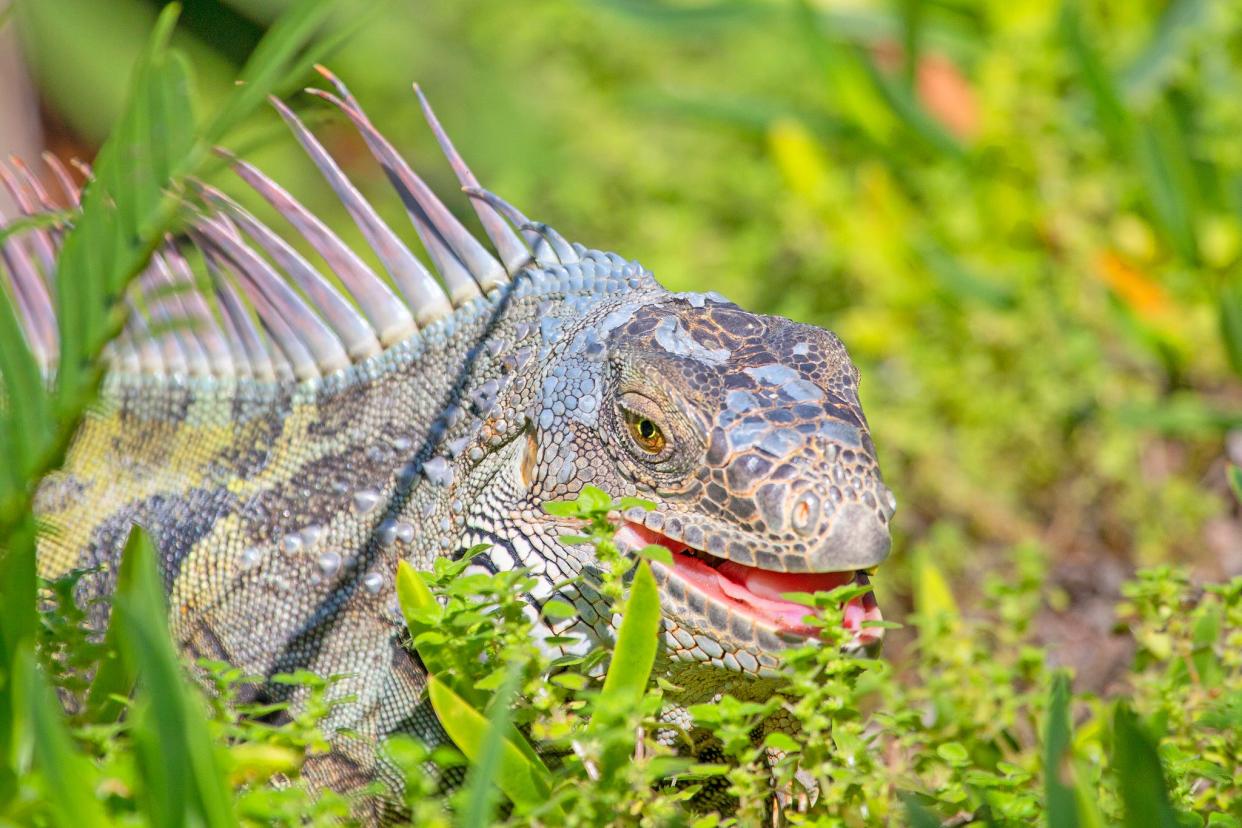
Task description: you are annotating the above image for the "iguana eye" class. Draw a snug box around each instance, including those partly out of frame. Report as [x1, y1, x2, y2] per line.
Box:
[626, 412, 666, 454]
[618, 392, 670, 456]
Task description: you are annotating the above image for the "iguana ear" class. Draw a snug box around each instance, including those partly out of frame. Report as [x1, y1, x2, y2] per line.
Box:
[519, 427, 539, 491]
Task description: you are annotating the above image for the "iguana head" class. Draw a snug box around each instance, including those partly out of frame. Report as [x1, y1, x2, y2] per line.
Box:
[506, 281, 894, 676]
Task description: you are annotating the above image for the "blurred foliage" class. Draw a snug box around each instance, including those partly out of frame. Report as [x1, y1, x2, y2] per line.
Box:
[3, 0, 1242, 824]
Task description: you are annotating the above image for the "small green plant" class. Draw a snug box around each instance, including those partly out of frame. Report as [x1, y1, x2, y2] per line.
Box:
[396, 489, 1240, 827]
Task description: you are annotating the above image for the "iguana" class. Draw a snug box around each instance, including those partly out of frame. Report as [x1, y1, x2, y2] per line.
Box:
[4, 69, 895, 819]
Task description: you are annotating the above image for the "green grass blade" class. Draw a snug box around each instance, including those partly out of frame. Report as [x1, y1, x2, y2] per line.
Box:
[1, 0, 352, 544]
[898, 0, 922, 89]
[1121, 0, 1211, 102]
[18, 648, 109, 827]
[1217, 279, 1242, 380]
[203, 0, 334, 143]
[1132, 101, 1198, 262]
[0, 516, 38, 765]
[1112, 704, 1180, 828]
[0, 212, 71, 246]
[83, 516, 146, 721]
[583, 560, 661, 778]
[41, 3, 189, 498]
[1189, 602, 1223, 688]
[793, 0, 896, 147]
[0, 281, 48, 512]
[1059, 4, 1131, 153]
[1043, 672, 1079, 828]
[204, 0, 380, 145]
[855, 43, 964, 158]
[458, 662, 522, 828]
[427, 675, 553, 815]
[113, 526, 237, 828]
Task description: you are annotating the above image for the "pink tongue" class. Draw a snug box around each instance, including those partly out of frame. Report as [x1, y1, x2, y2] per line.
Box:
[614, 522, 882, 639]
[716, 562, 853, 602]
[713, 562, 856, 630]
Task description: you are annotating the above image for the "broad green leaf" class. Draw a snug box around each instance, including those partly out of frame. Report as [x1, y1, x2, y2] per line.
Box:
[542, 499, 580, 517]
[396, 561, 481, 704]
[577, 484, 613, 514]
[901, 793, 942, 828]
[1228, 465, 1242, 505]
[1043, 672, 1079, 828]
[912, 550, 957, 621]
[1112, 705, 1180, 828]
[637, 543, 673, 566]
[617, 496, 657, 512]
[936, 741, 969, 765]
[764, 732, 801, 753]
[1189, 603, 1223, 688]
[426, 675, 553, 815]
[540, 599, 579, 619]
[396, 560, 441, 635]
[594, 560, 661, 720]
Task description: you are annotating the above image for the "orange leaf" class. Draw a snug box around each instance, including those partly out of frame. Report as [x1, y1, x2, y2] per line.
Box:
[1094, 250, 1170, 321]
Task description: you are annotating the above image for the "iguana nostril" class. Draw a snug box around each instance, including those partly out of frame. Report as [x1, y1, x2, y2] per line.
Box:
[791, 492, 820, 536]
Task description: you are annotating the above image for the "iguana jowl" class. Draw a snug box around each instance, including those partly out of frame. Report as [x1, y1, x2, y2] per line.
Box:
[6, 69, 895, 809]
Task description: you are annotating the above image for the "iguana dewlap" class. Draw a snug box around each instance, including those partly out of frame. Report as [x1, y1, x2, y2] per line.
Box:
[5, 69, 895, 812]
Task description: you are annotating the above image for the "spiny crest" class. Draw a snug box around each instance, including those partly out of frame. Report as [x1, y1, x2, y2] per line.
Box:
[0, 67, 593, 384]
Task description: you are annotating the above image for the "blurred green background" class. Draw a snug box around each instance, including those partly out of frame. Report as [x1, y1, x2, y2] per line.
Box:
[5, 0, 1241, 690]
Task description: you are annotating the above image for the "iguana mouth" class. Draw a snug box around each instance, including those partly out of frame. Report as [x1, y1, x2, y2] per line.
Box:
[615, 522, 883, 646]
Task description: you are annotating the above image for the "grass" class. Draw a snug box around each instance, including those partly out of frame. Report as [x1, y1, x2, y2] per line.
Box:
[1, 0, 1241, 825]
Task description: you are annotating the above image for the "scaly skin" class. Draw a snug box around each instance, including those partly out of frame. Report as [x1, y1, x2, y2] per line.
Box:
[16, 80, 894, 821]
